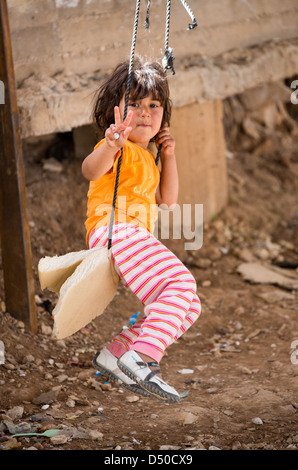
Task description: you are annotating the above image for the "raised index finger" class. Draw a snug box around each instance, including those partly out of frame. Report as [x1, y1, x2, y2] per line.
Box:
[123, 110, 133, 127]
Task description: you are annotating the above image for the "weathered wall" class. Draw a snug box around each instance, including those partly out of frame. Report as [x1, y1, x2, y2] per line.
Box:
[8, 0, 298, 83]
[7, 0, 298, 137]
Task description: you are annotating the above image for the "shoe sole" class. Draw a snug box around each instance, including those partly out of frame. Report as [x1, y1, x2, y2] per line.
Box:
[117, 360, 180, 403]
[92, 353, 151, 398]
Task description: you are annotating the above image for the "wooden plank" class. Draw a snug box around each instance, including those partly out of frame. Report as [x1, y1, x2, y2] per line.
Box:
[0, 0, 37, 332]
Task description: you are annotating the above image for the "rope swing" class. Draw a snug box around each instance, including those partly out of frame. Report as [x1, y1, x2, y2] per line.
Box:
[107, 0, 197, 249]
[37, 0, 198, 341]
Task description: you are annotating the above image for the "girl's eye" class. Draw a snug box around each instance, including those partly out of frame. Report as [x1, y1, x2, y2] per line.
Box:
[129, 103, 138, 108]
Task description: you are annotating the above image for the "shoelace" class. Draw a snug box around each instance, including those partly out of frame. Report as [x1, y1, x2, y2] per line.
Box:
[136, 360, 161, 381]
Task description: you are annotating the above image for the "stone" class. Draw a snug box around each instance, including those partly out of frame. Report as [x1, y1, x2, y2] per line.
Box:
[43, 158, 63, 173]
[3, 420, 38, 435]
[252, 417, 263, 425]
[178, 412, 197, 425]
[237, 262, 298, 290]
[7, 405, 24, 420]
[0, 438, 22, 450]
[178, 369, 194, 374]
[66, 399, 76, 408]
[50, 434, 69, 445]
[32, 388, 60, 405]
[126, 395, 140, 403]
[159, 445, 181, 450]
[88, 430, 104, 440]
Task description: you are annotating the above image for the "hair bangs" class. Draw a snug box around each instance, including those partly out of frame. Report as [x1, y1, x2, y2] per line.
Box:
[129, 66, 167, 106]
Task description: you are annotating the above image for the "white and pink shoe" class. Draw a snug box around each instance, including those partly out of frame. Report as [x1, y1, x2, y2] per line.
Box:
[92, 347, 151, 397]
[117, 350, 181, 403]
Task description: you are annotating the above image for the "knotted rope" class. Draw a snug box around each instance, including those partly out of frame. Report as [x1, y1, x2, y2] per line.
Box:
[108, 0, 197, 249]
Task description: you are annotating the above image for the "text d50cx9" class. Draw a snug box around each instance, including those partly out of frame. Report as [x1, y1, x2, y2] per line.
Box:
[148, 454, 192, 465]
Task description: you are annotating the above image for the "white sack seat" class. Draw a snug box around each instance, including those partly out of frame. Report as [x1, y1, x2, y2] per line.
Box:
[38, 247, 119, 339]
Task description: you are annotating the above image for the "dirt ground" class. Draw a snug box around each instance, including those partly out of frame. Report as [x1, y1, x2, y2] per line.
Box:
[0, 93, 297, 452]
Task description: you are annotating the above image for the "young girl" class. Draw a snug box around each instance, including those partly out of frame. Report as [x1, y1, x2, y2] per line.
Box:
[82, 56, 201, 403]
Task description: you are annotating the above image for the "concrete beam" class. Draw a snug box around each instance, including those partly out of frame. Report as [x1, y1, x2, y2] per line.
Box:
[16, 37, 298, 138]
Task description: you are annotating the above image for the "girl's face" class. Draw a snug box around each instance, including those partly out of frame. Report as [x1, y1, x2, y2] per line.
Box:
[119, 92, 164, 149]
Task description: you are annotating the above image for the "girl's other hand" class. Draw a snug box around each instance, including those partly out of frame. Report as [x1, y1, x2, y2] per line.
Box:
[155, 127, 176, 158]
[105, 106, 133, 149]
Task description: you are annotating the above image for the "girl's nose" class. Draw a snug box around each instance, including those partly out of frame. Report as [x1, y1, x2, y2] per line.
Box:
[140, 105, 150, 116]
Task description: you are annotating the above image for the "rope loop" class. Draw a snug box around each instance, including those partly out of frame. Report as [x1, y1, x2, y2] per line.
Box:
[179, 0, 197, 30]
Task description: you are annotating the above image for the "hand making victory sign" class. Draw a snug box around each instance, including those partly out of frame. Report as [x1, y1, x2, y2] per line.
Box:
[105, 106, 133, 150]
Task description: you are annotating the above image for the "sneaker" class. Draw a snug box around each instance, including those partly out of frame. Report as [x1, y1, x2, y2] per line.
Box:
[92, 347, 151, 397]
[117, 350, 181, 403]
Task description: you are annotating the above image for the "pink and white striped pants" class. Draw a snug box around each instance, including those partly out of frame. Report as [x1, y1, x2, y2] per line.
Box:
[88, 223, 201, 362]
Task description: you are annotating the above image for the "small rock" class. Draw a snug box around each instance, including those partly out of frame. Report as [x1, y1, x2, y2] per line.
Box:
[232, 441, 242, 450]
[32, 388, 60, 405]
[255, 248, 270, 260]
[101, 383, 113, 391]
[23, 354, 35, 364]
[159, 445, 181, 450]
[196, 258, 212, 269]
[43, 158, 63, 173]
[66, 399, 76, 408]
[178, 412, 197, 425]
[252, 417, 263, 425]
[50, 434, 69, 445]
[126, 395, 140, 403]
[235, 306, 245, 315]
[56, 374, 69, 383]
[238, 248, 254, 262]
[223, 409, 234, 417]
[202, 280, 211, 287]
[178, 369, 194, 374]
[205, 246, 222, 260]
[41, 324, 52, 336]
[69, 395, 90, 406]
[88, 430, 104, 440]
[209, 445, 221, 450]
[16, 321, 25, 329]
[30, 413, 53, 423]
[7, 405, 24, 420]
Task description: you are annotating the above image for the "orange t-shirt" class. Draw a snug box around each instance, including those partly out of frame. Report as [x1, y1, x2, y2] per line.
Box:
[84, 139, 160, 243]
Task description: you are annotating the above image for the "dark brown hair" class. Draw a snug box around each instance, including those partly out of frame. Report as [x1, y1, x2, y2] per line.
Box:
[92, 55, 172, 138]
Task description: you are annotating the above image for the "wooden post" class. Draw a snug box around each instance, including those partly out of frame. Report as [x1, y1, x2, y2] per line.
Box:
[0, 0, 37, 333]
